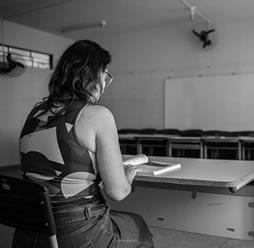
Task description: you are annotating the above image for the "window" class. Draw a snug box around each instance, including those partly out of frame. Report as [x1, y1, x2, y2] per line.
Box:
[0, 44, 53, 70]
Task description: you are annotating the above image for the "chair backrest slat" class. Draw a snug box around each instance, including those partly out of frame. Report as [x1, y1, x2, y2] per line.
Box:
[0, 174, 58, 248]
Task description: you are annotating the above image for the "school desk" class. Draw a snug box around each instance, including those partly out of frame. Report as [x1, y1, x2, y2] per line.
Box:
[125, 155, 254, 193]
[3, 155, 254, 193]
[114, 155, 254, 240]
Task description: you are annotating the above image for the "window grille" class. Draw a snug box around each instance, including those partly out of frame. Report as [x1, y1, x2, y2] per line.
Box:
[0, 44, 53, 70]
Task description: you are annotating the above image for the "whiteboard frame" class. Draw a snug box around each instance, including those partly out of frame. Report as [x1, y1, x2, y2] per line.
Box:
[164, 74, 254, 131]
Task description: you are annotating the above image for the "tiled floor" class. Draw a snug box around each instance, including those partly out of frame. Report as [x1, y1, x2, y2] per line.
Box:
[1, 224, 254, 248]
[149, 226, 254, 248]
[150, 226, 226, 248]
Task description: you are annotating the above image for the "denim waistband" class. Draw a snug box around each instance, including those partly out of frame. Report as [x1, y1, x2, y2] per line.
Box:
[53, 200, 107, 224]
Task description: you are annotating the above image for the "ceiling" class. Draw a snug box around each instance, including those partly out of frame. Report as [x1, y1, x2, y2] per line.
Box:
[0, 0, 253, 40]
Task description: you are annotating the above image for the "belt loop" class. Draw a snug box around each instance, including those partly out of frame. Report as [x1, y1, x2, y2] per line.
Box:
[84, 205, 91, 219]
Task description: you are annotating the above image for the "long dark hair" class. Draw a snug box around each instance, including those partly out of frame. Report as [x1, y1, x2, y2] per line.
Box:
[38, 40, 111, 116]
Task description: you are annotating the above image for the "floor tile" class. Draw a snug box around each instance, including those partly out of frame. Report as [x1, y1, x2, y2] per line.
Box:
[149, 226, 227, 248]
[220, 239, 254, 248]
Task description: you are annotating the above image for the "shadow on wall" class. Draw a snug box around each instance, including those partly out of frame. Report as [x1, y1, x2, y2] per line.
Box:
[0, 225, 14, 248]
[0, 132, 19, 166]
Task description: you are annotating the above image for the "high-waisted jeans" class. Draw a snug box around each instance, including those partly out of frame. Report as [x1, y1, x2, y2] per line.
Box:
[12, 196, 154, 248]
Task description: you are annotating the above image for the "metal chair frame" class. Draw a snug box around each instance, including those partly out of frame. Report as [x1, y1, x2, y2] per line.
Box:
[0, 174, 58, 248]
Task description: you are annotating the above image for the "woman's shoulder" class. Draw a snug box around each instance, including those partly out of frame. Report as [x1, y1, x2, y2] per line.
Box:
[80, 104, 115, 124]
[86, 103, 111, 112]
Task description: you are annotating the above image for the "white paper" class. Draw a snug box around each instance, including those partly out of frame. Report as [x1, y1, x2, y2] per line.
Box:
[136, 163, 181, 176]
[123, 154, 149, 166]
[123, 154, 181, 176]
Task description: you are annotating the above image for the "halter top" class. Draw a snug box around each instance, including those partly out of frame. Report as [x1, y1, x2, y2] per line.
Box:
[19, 101, 100, 204]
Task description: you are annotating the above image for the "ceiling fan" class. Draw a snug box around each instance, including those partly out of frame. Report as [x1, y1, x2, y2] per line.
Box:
[191, 22, 218, 50]
[192, 27, 216, 49]
[0, 53, 25, 75]
[180, 0, 218, 50]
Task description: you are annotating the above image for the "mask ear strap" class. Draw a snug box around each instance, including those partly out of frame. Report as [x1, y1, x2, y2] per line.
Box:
[84, 89, 96, 104]
[85, 73, 105, 103]
[94, 75, 105, 102]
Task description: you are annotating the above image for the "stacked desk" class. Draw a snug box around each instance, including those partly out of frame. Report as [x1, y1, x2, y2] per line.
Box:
[118, 134, 138, 155]
[119, 133, 254, 160]
[167, 136, 203, 158]
[203, 136, 241, 160]
[119, 134, 176, 157]
[241, 137, 254, 160]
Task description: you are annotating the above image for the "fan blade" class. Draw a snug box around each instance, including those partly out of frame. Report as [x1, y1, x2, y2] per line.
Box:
[207, 29, 215, 34]
[192, 29, 200, 37]
[7, 53, 25, 68]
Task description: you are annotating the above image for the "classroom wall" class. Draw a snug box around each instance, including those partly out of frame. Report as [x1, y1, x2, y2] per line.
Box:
[1, 17, 254, 166]
[0, 21, 73, 166]
[90, 18, 254, 130]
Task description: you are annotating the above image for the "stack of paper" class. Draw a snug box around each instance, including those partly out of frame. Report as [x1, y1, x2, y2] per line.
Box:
[136, 162, 181, 176]
[123, 154, 181, 176]
[123, 154, 149, 166]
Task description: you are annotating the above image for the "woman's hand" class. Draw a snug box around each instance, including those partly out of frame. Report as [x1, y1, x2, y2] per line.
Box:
[124, 164, 138, 185]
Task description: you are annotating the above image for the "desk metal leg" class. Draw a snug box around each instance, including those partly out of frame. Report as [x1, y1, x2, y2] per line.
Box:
[242, 146, 245, 160]
[238, 141, 242, 160]
[137, 142, 142, 154]
[200, 143, 204, 158]
[168, 142, 172, 157]
[165, 141, 170, 157]
[204, 144, 208, 159]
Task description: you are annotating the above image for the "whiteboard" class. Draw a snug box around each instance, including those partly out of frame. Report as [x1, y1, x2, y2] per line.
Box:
[164, 74, 254, 131]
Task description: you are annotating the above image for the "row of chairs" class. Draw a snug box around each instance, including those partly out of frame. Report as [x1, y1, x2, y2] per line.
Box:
[118, 128, 254, 136]
[118, 128, 254, 160]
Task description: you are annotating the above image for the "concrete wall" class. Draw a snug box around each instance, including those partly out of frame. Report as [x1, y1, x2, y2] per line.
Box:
[90, 18, 254, 130]
[0, 21, 73, 166]
[1, 17, 254, 165]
